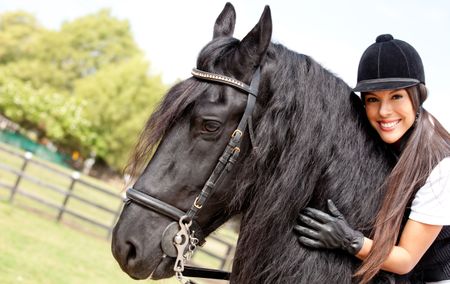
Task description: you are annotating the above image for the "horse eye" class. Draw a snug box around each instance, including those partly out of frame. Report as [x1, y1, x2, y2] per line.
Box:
[203, 120, 221, 132]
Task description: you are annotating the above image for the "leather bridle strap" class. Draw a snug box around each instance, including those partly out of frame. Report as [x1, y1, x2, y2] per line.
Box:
[125, 187, 206, 245]
[186, 67, 260, 220]
[124, 67, 261, 282]
[126, 187, 184, 221]
[183, 266, 230, 280]
[191, 68, 257, 95]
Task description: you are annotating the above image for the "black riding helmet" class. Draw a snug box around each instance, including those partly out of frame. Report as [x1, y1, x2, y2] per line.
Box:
[353, 34, 425, 93]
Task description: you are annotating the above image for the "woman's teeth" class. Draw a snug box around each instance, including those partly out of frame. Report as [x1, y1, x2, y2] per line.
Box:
[380, 120, 399, 129]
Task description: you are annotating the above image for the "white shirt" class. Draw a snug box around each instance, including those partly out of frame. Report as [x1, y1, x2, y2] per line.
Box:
[408, 157, 450, 284]
[409, 156, 450, 226]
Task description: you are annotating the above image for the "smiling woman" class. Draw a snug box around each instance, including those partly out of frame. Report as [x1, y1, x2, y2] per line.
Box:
[295, 34, 450, 283]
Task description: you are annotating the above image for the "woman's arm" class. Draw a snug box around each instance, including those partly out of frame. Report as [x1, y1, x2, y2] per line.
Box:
[356, 219, 442, 274]
[294, 200, 443, 275]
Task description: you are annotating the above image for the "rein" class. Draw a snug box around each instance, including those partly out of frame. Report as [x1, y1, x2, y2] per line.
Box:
[125, 66, 261, 283]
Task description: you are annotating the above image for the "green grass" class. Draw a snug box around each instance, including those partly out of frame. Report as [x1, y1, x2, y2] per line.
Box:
[0, 201, 178, 284]
[0, 142, 238, 283]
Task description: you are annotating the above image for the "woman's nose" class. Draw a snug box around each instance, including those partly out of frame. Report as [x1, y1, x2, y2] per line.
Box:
[378, 101, 393, 117]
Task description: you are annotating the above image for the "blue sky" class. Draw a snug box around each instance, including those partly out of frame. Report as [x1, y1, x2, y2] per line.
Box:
[1, 0, 449, 130]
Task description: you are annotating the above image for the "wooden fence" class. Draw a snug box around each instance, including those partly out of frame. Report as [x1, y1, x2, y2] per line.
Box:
[0, 143, 236, 270]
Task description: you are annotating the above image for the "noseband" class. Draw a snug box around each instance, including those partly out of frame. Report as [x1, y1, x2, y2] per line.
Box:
[125, 66, 261, 282]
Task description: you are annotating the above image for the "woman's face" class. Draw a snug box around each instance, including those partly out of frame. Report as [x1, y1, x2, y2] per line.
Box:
[364, 88, 416, 144]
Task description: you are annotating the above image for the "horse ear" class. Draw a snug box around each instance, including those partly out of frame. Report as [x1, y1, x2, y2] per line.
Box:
[213, 2, 236, 39]
[236, 5, 272, 68]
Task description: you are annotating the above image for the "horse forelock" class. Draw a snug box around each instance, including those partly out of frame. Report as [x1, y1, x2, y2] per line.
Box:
[196, 36, 265, 85]
[124, 78, 207, 179]
[229, 43, 392, 283]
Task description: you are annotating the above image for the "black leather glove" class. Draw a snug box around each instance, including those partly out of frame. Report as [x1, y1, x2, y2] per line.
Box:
[294, 199, 364, 255]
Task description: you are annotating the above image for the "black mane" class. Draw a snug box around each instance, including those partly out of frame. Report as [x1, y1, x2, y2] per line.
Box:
[227, 43, 394, 283]
[126, 38, 394, 283]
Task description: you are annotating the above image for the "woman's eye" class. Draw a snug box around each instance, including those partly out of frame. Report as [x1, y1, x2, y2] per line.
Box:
[203, 121, 221, 132]
[365, 97, 378, 103]
[392, 94, 403, 100]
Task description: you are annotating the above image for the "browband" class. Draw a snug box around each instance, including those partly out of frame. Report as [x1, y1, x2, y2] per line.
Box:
[192, 68, 257, 96]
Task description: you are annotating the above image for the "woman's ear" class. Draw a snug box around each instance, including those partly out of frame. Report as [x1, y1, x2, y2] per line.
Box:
[418, 84, 428, 105]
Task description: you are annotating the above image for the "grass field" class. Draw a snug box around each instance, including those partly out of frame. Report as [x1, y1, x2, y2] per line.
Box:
[0, 142, 237, 283]
[0, 201, 178, 284]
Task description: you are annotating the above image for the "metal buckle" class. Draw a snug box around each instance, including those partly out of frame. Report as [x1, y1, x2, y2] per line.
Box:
[231, 129, 242, 138]
[193, 197, 202, 209]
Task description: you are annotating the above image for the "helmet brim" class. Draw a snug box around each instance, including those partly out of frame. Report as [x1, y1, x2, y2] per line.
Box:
[353, 78, 420, 93]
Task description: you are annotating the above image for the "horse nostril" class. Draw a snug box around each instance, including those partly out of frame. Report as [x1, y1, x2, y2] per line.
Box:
[126, 241, 138, 264]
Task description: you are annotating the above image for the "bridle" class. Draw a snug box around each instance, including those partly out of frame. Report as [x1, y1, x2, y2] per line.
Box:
[125, 66, 261, 283]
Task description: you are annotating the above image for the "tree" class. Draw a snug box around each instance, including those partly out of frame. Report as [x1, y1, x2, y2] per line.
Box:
[73, 56, 165, 169]
[0, 74, 92, 151]
[0, 10, 167, 171]
[0, 11, 42, 64]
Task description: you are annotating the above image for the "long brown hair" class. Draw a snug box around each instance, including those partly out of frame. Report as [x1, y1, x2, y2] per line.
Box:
[356, 84, 450, 283]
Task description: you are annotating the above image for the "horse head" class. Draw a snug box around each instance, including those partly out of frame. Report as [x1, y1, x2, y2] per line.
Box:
[111, 3, 272, 280]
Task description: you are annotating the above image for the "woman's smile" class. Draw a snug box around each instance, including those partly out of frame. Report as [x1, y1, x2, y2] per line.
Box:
[364, 89, 415, 144]
[378, 119, 401, 131]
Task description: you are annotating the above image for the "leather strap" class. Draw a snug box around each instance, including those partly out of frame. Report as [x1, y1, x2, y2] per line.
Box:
[126, 188, 184, 221]
[192, 68, 256, 96]
[183, 266, 230, 280]
[125, 188, 205, 244]
[125, 67, 261, 282]
[186, 67, 260, 220]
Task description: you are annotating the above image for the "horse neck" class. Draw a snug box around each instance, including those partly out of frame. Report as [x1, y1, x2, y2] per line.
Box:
[263, 46, 391, 212]
[229, 46, 392, 282]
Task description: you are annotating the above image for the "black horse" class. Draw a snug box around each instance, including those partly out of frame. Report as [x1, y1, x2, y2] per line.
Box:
[112, 3, 396, 283]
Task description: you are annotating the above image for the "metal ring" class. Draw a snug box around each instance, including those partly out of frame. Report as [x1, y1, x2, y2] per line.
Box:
[180, 215, 193, 226]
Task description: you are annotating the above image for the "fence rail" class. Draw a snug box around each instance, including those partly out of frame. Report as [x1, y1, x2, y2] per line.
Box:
[0, 143, 235, 270]
[0, 144, 121, 237]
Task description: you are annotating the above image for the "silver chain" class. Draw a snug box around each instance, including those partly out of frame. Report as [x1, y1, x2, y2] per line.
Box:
[174, 216, 200, 284]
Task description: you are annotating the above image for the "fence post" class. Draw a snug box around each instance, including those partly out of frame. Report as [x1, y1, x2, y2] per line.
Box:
[223, 243, 236, 270]
[9, 151, 33, 203]
[56, 171, 80, 222]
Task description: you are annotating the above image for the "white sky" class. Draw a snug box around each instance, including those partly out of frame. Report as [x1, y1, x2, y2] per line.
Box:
[1, 0, 449, 130]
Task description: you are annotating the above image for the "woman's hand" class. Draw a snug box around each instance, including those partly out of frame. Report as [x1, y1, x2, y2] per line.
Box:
[295, 200, 443, 274]
[294, 199, 364, 255]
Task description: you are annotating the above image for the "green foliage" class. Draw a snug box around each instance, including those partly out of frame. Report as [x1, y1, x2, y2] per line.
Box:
[0, 11, 42, 64]
[0, 10, 167, 171]
[0, 75, 93, 151]
[30, 10, 142, 90]
[73, 56, 165, 169]
[0, 59, 69, 90]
